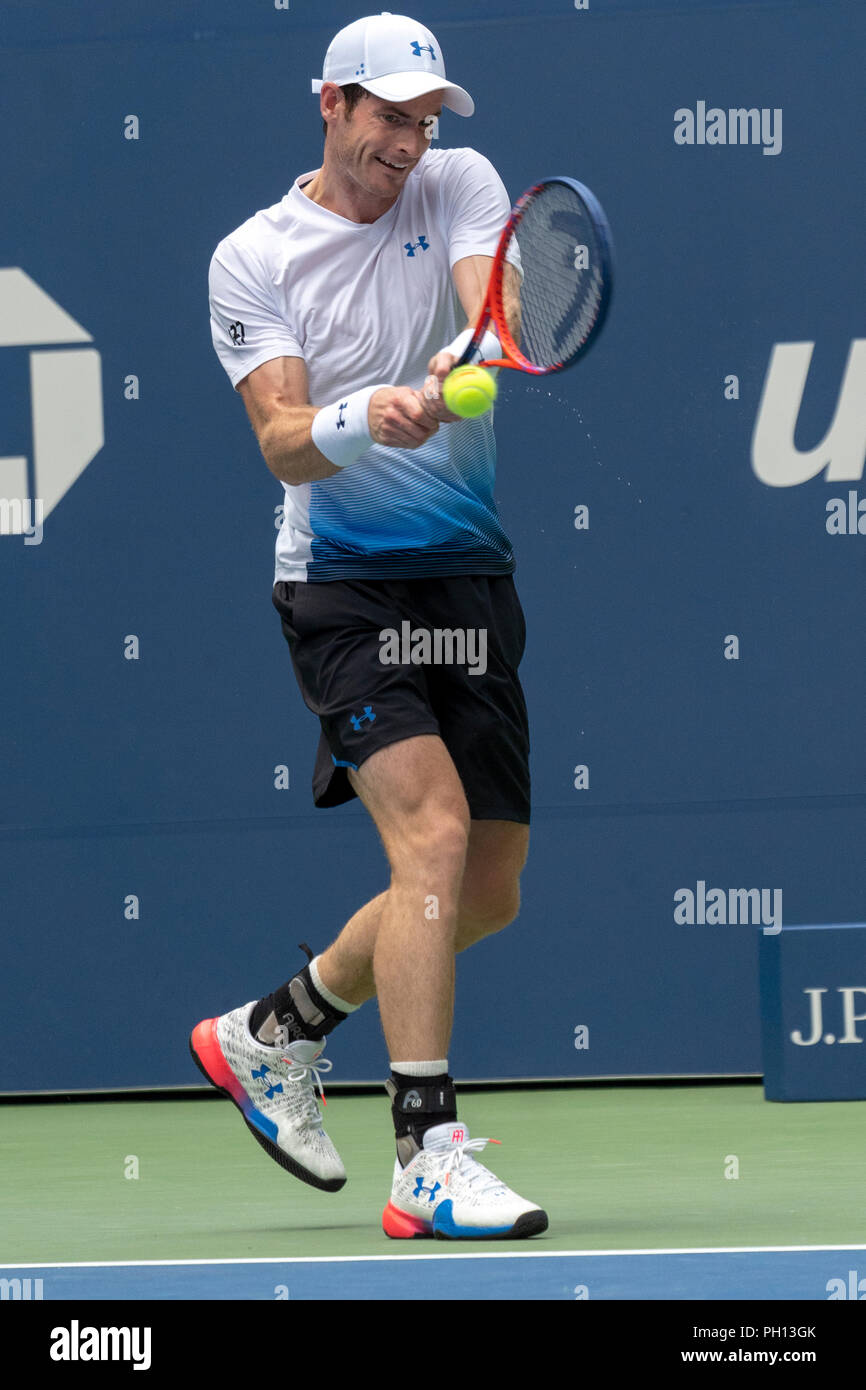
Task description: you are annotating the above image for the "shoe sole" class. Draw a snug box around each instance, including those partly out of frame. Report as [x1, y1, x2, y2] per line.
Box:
[382, 1201, 548, 1240]
[189, 1021, 346, 1194]
[433, 1207, 549, 1241]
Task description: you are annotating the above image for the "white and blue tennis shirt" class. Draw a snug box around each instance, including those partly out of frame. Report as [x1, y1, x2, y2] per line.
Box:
[209, 147, 517, 583]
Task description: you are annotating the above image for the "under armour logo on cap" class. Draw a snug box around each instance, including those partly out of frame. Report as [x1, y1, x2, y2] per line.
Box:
[311, 13, 474, 117]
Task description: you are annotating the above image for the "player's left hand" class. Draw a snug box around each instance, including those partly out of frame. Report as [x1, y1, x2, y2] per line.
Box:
[421, 350, 462, 422]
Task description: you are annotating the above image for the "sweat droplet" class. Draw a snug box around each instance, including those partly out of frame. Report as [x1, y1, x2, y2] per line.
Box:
[522, 385, 638, 504]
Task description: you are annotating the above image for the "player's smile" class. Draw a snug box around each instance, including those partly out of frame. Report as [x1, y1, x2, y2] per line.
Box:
[373, 154, 413, 177]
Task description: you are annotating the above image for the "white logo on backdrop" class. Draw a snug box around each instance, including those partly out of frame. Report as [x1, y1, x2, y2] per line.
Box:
[751, 339, 866, 487]
[0, 268, 103, 534]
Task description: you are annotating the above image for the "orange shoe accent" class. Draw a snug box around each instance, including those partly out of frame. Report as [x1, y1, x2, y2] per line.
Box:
[190, 1017, 246, 1102]
[382, 1201, 433, 1239]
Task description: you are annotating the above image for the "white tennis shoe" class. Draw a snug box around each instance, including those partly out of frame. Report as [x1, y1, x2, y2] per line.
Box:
[189, 1002, 346, 1192]
[382, 1121, 548, 1239]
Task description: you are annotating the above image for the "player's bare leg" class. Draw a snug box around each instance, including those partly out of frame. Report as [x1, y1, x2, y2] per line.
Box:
[304, 733, 544, 1239]
[243, 754, 527, 1049]
[340, 734, 470, 1059]
[316, 818, 529, 1006]
[194, 729, 545, 1233]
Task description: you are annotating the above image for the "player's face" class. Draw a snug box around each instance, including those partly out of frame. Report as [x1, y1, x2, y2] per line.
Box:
[332, 91, 442, 202]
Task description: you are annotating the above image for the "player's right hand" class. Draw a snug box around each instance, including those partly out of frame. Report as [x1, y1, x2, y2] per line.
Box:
[368, 387, 440, 449]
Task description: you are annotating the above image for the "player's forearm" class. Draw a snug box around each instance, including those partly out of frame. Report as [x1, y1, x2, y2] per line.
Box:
[502, 263, 522, 345]
[259, 408, 343, 486]
[261, 388, 440, 484]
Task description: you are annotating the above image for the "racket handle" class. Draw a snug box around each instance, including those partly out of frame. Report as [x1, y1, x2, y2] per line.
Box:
[449, 327, 502, 369]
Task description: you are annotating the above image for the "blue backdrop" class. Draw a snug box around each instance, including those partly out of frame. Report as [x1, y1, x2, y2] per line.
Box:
[1, 0, 864, 1089]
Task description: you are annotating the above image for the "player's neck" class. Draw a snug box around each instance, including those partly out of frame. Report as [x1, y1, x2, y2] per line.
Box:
[301, 160, 398, 226]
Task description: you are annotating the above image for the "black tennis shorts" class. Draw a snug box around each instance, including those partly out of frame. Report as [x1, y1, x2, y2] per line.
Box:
[271, 573, 530, 824]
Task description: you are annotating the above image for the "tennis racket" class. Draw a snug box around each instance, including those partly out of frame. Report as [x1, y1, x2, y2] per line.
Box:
[451, 176, 614, 378]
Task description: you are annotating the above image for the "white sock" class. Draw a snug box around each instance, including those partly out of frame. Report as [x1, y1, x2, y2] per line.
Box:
[390, 1059, 449, 1077]
[310, 956, 360, 1014]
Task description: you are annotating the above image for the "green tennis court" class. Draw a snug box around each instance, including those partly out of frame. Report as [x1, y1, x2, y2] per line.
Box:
[3, 1082, 864, 1300]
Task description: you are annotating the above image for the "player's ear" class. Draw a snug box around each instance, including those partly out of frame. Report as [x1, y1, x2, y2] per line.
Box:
[320, 82, 343, 129]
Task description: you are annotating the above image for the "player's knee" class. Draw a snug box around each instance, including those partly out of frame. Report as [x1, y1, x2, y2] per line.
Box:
[393, 806, 470, 880]
[458, 882, 521, 947]
[420, 813, 471, 873]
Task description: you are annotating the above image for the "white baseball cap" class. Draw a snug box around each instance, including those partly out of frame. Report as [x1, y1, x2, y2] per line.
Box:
[312, 12, 474, 117]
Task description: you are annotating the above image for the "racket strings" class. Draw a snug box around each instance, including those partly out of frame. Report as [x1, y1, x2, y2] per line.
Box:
[511, 183, 607, 370]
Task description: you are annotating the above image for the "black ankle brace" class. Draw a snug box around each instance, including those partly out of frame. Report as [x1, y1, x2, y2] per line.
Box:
[250, 946, 348, 1044]
[385, 1076, 458, 1167]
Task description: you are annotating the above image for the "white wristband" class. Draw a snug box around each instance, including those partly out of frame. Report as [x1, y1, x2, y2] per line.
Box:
[445, 327, 501, 367]
[311, 385, 388, 469]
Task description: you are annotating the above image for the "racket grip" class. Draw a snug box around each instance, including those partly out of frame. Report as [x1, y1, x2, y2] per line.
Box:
[446, 328, 501, 368]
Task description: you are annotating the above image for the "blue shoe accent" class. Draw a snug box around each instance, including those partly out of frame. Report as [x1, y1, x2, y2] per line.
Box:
[245, 1106, 279, 1142]
[431, 1199, 513, 1239]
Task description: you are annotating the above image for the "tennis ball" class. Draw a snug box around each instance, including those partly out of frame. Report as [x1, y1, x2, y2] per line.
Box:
[442, 365, 497, 419]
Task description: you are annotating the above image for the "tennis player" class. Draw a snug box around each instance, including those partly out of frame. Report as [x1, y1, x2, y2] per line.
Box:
[194, 11, 546, 1240]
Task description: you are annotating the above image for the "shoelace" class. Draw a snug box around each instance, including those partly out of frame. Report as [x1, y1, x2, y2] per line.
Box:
[438, 1137, 503, 1193]
[276, 1052, 334, 1113]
